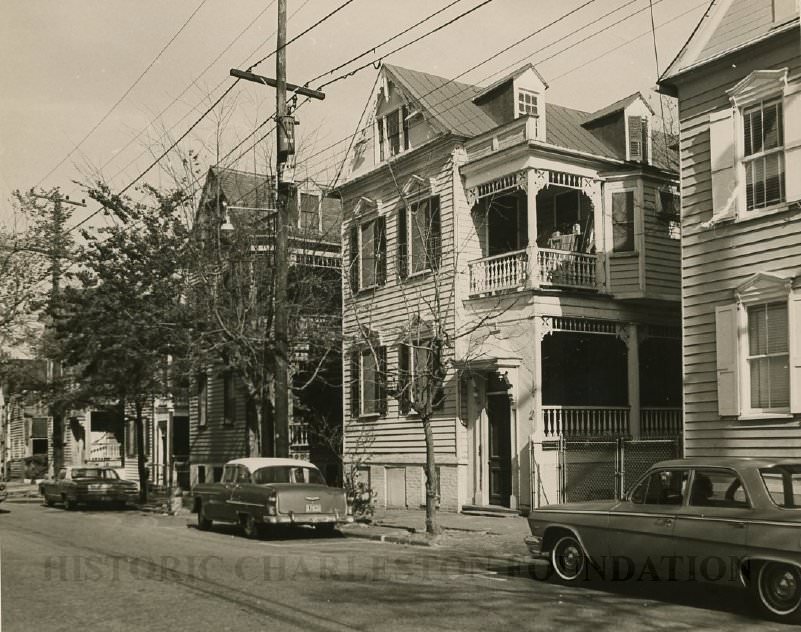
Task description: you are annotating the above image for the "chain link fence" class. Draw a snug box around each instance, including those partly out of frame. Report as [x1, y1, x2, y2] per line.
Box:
[533, 436, 682, 504]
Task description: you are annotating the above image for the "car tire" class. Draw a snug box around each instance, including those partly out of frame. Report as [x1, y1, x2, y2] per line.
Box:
[62, 495, 75, 511]
[551, 534, 586, 582]
[197, 504, 212, 531]
[756, 561, 801, 621]
[241, 514, 261, 539]
[44, 495, 55, 507]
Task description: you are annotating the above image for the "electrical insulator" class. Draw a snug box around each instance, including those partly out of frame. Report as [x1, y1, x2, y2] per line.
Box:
[277, 115, 296, 158]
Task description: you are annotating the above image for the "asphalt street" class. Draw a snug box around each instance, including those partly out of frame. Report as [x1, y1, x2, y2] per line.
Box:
[0, 502, 794, 631]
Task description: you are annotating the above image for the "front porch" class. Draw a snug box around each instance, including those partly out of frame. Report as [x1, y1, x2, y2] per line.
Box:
[465, 168, 604, 296]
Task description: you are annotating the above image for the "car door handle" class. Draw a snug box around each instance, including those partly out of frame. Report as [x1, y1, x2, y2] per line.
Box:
[729, 521, 746, 529]
[655, 517, 673, 527]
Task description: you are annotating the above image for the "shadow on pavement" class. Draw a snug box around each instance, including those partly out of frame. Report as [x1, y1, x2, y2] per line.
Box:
[185, 521, 347, 542]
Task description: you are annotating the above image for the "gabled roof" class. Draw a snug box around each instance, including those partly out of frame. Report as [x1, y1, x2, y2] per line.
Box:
[582, 92, 654, 126]
[660, 0, 799, 83]
[472, 63, 549, 102]
[382, 64, 496, 137]
[373, 64, 677, 168]
[202, 166, 274, 210]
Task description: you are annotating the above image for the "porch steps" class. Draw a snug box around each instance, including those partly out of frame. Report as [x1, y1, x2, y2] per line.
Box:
[460, 504, 521, 518]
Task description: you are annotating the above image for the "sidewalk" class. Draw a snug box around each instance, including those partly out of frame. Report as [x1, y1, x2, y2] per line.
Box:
[2, 480, 42, 502]
[340, 507, 530, 557]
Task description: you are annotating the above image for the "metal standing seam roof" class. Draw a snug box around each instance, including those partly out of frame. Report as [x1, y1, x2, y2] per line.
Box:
[661, 0, 798, 81]
[382, 64, 651, 162]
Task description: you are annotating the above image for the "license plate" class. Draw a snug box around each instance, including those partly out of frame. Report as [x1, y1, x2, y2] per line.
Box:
[305, 503, 321, 513]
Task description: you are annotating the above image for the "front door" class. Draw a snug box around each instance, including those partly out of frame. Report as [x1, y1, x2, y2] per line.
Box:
[487, 393, 512, 507]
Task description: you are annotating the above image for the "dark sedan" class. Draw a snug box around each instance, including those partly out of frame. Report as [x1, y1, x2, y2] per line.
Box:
[525, 457, 801, 623]
[39, 466, 138, 510]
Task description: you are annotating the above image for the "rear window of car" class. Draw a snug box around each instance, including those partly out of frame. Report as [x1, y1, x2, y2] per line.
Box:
[760, 465, 801, 508]
[252, 466, 326, 485]
[72, 468, 119, 480]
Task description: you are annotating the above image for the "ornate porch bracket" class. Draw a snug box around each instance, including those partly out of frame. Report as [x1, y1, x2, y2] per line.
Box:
[580, 177, 602, 210]
[615, 323, 633, 347]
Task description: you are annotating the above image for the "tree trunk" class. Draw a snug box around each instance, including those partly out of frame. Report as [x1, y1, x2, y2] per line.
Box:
[135, 401, 148, 503]
[421, 414, 440, 536]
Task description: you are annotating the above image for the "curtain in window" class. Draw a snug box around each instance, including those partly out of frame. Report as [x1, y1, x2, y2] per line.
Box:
[612, 191, 635, 252]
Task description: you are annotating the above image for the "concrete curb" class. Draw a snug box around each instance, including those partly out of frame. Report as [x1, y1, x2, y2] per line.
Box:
[340, 528, 439, 547]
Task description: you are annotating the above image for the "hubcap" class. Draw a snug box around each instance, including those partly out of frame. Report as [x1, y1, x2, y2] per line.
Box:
[554, 538, 584, 580]
[760, 564, 801, 615]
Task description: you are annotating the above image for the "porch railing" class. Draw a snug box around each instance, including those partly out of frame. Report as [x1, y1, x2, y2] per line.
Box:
[543, 406, 630, 437]
[290, 422, 310, 458]
[468, 249, 528, 294]
[640, 407, 682, 437]
[88, 434, 122, 461]
[538, 248, 597, 290]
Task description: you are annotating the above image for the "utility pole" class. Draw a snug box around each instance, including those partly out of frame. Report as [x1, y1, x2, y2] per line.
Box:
[230, 0, 324, 458]
[30, 190, 83, 475]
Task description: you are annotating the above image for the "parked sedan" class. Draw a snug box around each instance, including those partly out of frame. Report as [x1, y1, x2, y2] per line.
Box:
[39, 466, 138, 510]
[525, 457, 801, 622]
[191, 458, 352, 537]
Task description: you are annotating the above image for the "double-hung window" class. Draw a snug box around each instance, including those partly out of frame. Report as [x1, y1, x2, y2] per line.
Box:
[611, 190, 635, 252]
[746, 302, 790, 410]
[715, 274, 801, 418]
[397, 339, 445, 414]
[349, 346, 386, 417]
[397, 196, 441, 278]
[376, 106, 410, 162]
[348, 215, 386, 292]
[743, 99, 785, 210]
[223, 370, 235, 425]
[197, 371, 208, 428]
[709, 69, 800, 220]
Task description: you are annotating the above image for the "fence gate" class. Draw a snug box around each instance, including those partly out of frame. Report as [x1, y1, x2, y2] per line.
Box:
[557, 436, 682, 503]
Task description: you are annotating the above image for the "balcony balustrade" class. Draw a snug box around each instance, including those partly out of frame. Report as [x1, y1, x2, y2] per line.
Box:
[468, 247, 598, 295]
[640, 407, 682, 437]
[542, 406, 630, 437]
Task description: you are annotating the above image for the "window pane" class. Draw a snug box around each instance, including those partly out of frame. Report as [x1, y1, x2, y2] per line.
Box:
[763, 102, 782, 150]
[744, 109, 753, 156]
[769, 355, 790, 407]
[766, 302, 789, 353]
[764, 152, 784, 206]
[750, 357, 769, 407]
[746, 161, 755, 210]
[689, 469, 749, 508]
[754, 157, 766, 207]
[360, 221, 376, 287]
[748, 304, 767, 355]
[642, 469, 688, 505]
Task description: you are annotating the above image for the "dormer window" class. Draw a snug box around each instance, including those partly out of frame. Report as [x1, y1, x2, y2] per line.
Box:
[517, 89, 539, 117]
[377, 105, 410, 161]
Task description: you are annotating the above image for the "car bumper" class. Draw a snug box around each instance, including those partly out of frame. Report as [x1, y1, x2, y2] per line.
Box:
[261, 514, 354, 525]
[75, 491, 137, 503]
[524, 535, 548, 559]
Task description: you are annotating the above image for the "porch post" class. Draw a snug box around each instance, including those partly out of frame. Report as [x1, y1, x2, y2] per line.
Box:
[581, 177, 605, 291]
[621, 323, 641, 439]
[525, 169, 547, 289]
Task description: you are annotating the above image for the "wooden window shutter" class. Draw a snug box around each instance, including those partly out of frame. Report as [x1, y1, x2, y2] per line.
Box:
[377, 346, 388, 416]
[432, 344, 445, 411]
[375, 215, 386, 285]
[348, 224, 359, 291]
[715, 304, 740, 416]
[708, 109, 737, 217]
[397, 343, 411, 414]
[784, 82, 801, 203]
[427, 196, 441, 270]
[640, 117, 649, 164]
[402, 105, 410, 151]
[628, 116, 642, 161]
[397, 205, 408, 279]
[350, 350, 360, 418]
[789, 291, 801, 414]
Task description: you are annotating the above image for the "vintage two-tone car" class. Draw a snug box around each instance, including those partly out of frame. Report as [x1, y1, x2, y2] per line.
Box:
[191, 457, 352, 537]
[525, 457, 801, 622]
[39, 466, 138, 510]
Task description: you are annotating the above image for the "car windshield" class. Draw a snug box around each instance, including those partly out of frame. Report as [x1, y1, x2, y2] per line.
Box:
[251, 466, 326, 486]
[760, 465, 801, 508]
[72, 468, 119, 480]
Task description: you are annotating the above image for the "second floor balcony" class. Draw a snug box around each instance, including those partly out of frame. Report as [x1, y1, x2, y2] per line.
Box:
[469, 246, 600, 294]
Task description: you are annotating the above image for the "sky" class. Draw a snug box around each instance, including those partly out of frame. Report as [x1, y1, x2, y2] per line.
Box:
[0, 0, 710, 230]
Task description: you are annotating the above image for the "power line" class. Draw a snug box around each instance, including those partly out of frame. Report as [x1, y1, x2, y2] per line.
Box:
[95, 0, 278, 179]
[70, 0, 358, 232]
[34, 0, 211, 189]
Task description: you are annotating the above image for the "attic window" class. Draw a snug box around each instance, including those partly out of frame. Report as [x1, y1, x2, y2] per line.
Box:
[517, 89, 539, 117]
[376, 105, 410, 161]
